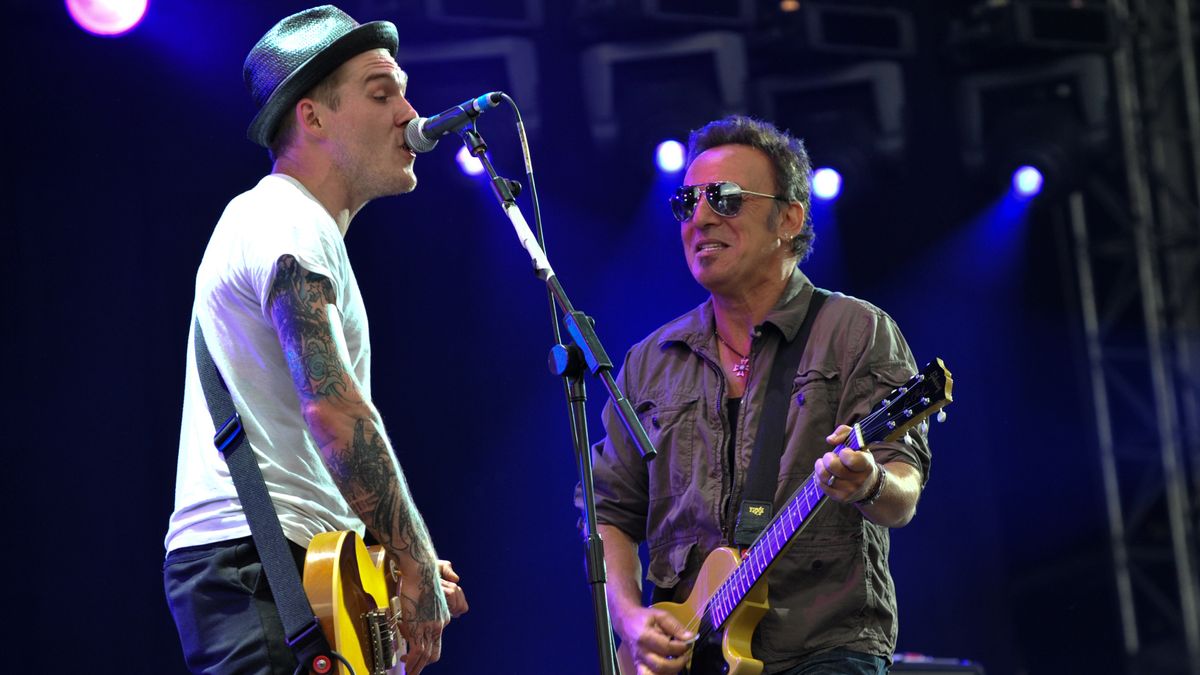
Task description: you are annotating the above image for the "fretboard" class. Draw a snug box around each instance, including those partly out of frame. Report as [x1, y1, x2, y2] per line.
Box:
[705, 429, 863, 629]
[700, 362, 948, 630]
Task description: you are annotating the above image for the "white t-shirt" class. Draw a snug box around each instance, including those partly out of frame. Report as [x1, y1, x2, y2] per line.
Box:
[165, 174, 369, 552]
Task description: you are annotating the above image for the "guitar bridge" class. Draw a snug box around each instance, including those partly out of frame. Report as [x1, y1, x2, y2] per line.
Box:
[365, 608, 397, 675]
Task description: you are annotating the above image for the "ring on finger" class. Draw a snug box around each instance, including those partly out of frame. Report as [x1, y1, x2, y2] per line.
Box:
[826, 474, 837, 487]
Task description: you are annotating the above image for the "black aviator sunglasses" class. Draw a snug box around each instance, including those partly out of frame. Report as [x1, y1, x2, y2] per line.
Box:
[669, 181, 787, 222]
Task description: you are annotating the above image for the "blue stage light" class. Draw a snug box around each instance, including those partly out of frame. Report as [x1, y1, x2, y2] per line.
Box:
[456, 145, 485, 176]
[66, 0, 149, 37]
[656, 140, 685, 173]
[1012, 165, 1044, 198]
[813, 168, 842, 201]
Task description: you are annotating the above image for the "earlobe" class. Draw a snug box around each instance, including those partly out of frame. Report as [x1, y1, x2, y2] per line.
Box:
[783, 201, 806, 241]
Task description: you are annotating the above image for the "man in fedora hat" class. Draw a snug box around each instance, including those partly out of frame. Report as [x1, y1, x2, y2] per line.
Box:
[164, 6, 466, 674]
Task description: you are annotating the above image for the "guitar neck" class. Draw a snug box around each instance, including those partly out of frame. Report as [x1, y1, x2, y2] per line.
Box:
[704, 359, 951, 629]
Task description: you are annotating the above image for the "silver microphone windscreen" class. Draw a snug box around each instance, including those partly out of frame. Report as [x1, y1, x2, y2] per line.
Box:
[404, 118, 438, 154]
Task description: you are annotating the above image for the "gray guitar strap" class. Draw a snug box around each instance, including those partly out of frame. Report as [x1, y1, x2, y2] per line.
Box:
[193, 320, 335, 673]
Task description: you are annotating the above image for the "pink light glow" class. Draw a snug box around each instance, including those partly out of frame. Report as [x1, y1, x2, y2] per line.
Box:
[66, 0, 149, 37]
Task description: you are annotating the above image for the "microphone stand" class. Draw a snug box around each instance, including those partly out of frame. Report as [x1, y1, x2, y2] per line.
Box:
[458, 127, 657, 675]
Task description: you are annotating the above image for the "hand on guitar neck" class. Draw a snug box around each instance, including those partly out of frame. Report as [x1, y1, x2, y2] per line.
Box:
[815, 424, 924, 528]
[815, 424, 881, 503]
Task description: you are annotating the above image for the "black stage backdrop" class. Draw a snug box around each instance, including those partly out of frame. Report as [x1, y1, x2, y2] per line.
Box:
[11, 2, 1125, 673]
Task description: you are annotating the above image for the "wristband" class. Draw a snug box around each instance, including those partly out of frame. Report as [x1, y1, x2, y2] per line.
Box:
[856, 465, 888, 506]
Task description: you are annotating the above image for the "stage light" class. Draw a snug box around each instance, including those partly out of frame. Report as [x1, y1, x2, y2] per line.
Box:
[66, 0, 149, 37]
[957, 55, 1108, 196]
[1012, 165, 1044, 198]
[656, 140, 685, 173]
[813, 168, 843, 201]
[456, 145, 485, 176]
[758, 61, 907, 204]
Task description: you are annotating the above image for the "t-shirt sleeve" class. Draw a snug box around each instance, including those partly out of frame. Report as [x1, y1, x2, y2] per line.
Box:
[243, 209, 346, 320]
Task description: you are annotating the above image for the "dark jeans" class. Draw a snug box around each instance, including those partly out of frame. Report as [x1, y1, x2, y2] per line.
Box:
[163, 536, 306, 675]
[775, 648, 889, 675]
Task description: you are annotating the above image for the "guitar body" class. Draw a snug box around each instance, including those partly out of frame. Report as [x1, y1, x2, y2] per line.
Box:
[303, 531, 405, 675]
[617, 546, 770, 675]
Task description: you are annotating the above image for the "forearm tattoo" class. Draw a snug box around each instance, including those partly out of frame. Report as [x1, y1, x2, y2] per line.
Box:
[331, 420, 440, 620]
[269, 255, 439, 614]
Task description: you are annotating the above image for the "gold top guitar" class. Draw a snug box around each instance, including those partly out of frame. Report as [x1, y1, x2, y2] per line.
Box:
[304, 530, 406, 675]
[617, 358, 953, 675]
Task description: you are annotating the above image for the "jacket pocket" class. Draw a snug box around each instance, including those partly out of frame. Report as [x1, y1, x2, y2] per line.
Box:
[646, 536, 698, 590]
[791, 366, 840, 410]
[759, 534, 867, 655]
[636, 394, 700, 498]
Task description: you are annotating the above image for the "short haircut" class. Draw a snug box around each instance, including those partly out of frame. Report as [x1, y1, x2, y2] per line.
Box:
[267, 67, 346, 162]
[687, 115, 814, 261]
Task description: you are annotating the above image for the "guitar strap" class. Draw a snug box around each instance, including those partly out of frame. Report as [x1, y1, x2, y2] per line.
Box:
[193, 320, 335, 672]
[732, 288, 830, 549]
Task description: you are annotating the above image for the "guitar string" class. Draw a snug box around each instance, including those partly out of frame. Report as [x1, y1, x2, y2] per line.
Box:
[670, 371, 941, 643]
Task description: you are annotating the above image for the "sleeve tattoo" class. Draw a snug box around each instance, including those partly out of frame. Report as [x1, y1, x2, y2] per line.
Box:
[268, 255, 439, 611]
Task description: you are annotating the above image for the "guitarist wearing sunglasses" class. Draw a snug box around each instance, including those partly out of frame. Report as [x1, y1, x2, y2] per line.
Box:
[584, 116, 933, 675]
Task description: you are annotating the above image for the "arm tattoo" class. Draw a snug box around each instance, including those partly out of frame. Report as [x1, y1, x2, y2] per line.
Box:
[327, 420, 440, 620]
[269, 255, 439, 614]
[268, 255, 348, 403]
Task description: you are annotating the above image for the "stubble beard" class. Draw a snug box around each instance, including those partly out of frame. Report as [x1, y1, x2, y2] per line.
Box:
[350, 155, 417, 205]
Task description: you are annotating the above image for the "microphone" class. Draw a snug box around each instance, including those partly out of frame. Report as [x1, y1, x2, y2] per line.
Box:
[404, 92, 504, 153]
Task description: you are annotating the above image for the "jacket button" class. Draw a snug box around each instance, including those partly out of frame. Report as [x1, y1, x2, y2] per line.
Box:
[651, 414, 660, 428]
[812, 559, 824, 570]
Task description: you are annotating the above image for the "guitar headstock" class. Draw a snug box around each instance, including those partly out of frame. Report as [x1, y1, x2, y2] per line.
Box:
[863, 358, 953, 444]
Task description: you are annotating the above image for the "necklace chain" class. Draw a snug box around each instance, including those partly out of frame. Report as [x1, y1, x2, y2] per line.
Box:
[714, 331, 750, 379]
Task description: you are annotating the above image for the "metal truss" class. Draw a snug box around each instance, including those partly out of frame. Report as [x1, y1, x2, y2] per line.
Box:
[1069, 0, 1200, 672]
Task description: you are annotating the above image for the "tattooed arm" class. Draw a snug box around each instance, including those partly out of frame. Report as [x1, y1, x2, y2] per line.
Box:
[267, 254, 450, 673]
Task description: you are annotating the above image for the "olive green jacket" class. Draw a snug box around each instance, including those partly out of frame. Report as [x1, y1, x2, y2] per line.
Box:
[589, 269, 932, 671]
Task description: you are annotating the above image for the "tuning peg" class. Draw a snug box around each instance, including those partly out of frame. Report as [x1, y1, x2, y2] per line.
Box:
[937, 410, 947, 423]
